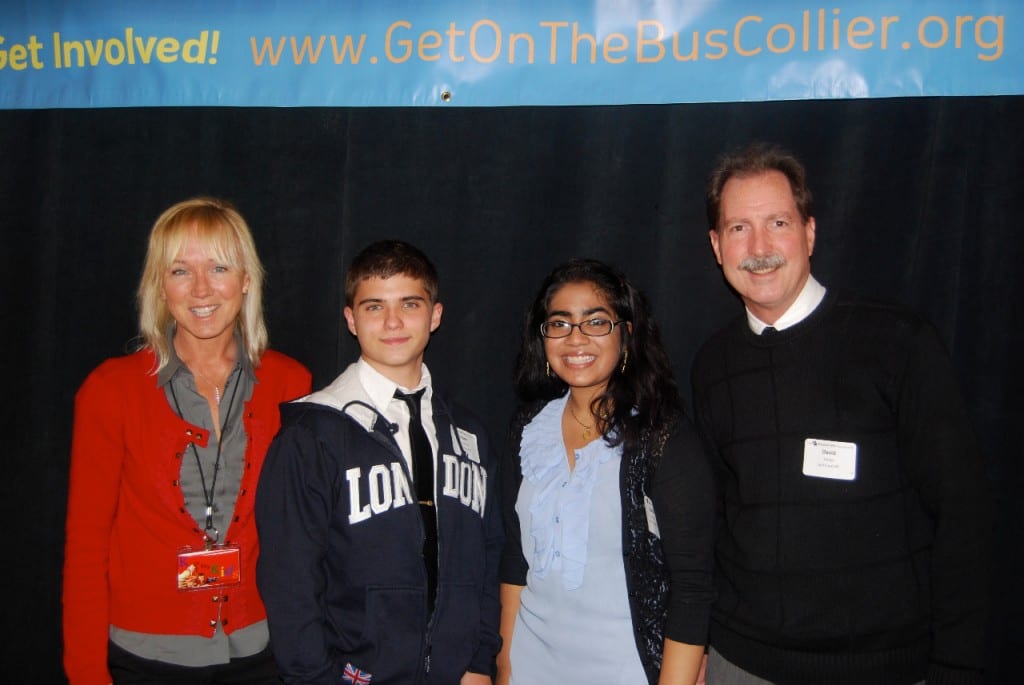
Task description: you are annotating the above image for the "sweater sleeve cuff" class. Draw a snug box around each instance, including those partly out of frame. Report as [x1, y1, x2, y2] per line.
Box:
[498, 548, 528, 585]
[467, 649, 497, 679]
[663, 602, 712, 646]
[925, 662, 985, 685]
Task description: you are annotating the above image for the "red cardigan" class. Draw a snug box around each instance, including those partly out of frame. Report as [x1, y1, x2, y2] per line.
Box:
[62, 348, 311, 685]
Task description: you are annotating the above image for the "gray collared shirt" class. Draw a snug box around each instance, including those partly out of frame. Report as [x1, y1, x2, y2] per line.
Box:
[158, 338, 255, 544]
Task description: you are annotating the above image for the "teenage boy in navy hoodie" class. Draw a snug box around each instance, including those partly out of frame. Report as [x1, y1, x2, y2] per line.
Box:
[257, 240, 502, 685]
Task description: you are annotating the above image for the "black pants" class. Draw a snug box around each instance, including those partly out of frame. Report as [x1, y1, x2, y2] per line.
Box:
[107, 642, 280, 685]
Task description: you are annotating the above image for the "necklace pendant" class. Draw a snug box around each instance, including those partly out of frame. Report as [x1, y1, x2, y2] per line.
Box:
[214, 386, 221, 405]
[568, 403, 595, 441]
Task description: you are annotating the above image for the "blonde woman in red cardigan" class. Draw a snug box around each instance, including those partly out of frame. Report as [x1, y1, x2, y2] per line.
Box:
[62, 198, 311, 685]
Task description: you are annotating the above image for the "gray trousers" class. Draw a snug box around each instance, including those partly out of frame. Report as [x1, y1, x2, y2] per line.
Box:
[706, 648, 774, 685]
[706, 647, 925, 685]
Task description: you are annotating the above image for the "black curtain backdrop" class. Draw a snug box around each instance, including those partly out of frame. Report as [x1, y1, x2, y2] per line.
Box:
[1, 97, 1020, 682]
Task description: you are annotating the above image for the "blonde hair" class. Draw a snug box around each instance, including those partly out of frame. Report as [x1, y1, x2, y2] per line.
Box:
[137, 197, 268, 371]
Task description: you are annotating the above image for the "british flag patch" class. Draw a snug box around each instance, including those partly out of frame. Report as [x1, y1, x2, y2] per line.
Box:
[343, 662, 372, 684]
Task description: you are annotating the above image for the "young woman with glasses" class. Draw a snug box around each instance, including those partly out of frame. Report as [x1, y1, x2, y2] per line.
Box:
[496, 258, 716, 685]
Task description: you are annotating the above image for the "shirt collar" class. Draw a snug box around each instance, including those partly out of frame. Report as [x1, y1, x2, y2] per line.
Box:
[157, 326, 255, 387]
[356, 357, 433, 411]
[746, 274, 827, 334]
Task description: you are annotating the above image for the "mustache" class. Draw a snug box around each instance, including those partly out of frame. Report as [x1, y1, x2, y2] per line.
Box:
[739, 254, 786, 272]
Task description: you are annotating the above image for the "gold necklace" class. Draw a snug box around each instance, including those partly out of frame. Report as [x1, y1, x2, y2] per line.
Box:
[568, 404, 595, 441]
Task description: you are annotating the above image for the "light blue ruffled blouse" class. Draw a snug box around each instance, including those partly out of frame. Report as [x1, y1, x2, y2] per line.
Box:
[510, 394, 646, 683]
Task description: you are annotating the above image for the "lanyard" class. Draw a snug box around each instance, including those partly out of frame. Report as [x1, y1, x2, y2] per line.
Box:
[169, 366, 241, 549]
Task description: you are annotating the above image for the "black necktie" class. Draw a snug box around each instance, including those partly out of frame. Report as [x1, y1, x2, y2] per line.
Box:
[394, 388, 438, 612]
[761, 326, 779, 337]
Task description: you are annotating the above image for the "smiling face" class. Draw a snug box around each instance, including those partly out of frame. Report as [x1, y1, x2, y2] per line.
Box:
[543, 281, 627, 399]
[162, 230, 249, 352]
[344, 273, 442, 388]
[709, 170, 816, 324]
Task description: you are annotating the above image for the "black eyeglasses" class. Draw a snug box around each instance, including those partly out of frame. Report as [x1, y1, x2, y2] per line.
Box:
[540, 319, 628, 339]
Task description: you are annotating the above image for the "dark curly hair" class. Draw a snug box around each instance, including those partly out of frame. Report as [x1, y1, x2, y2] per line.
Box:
[513, 258, 683, 454]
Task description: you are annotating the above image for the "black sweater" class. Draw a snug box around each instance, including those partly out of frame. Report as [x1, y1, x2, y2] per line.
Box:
[691, 290, 991, 685]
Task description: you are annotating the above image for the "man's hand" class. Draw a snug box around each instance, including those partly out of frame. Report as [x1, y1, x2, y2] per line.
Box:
[461, 671, 492, 685]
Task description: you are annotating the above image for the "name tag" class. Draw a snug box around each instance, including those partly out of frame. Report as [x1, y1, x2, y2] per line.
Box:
[802, 438, 857, 480]
[644, 495, 661, 539]
[454, 427, 480, 463]
[177, 545, 241, 591]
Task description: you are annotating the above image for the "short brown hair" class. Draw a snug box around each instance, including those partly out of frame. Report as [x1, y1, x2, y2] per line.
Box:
[706, 143, 814, 230]
[344, 240, 439, 306]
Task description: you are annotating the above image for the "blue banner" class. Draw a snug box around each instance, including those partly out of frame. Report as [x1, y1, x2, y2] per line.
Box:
[1, 0, 1020, 109]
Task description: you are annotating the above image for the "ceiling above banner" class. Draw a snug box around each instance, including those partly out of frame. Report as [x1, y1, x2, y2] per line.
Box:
[1, 0, 1020, 109]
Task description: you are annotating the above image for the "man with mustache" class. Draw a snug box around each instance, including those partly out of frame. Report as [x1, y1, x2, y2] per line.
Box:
[690, 143, 991, 685]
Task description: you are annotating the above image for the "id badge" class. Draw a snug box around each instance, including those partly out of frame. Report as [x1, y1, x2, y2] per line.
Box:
[802, 438, 857, 481]
[643, 495, 661, 539]
[177, 545, 241, 591]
